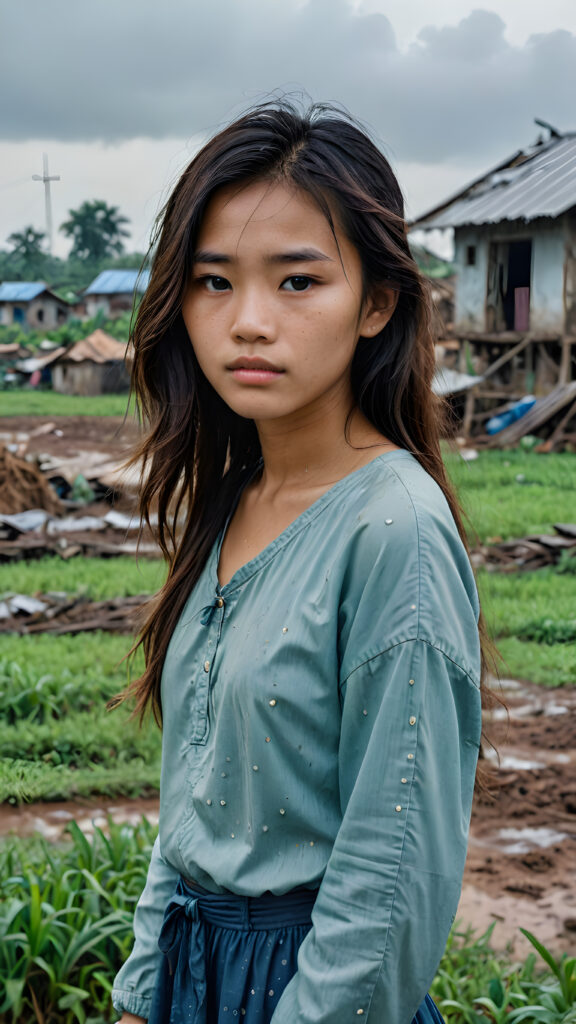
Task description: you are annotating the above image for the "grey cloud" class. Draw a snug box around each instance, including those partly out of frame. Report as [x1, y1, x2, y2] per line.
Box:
[1, 0, 575, 166]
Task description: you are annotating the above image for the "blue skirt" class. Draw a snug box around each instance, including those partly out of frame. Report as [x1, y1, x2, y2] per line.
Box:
[148, 878, 445, 1023]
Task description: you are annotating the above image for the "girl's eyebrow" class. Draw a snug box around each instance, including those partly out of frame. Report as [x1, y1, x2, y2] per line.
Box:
[193, 248, 334, 265]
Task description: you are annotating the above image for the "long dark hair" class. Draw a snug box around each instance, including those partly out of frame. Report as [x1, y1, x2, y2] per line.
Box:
[111, 101, 497, 763]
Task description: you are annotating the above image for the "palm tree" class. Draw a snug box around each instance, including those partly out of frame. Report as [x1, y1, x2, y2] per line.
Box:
[7, 226, 47, 271]
[60, 200, 131, 262]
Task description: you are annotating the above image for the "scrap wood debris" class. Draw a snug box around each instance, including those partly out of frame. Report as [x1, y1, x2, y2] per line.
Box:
[0, 446, 63, 516]
[471, 523, 576, 571]
[0, 507, 161, 561]
[0, 592, 150, 635]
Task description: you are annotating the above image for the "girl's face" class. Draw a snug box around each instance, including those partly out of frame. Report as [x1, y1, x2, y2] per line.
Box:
[182, 180, 394, 427]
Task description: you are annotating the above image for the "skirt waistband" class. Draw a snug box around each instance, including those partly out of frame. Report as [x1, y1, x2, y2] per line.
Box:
[178, 876, 318, 931]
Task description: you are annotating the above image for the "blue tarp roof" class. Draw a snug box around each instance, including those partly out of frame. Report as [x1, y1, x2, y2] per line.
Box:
[84, 269, 150, 296]
[0, 282, 47, 302]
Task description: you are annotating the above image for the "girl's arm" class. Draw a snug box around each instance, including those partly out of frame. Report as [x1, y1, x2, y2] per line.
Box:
[112, 835, 180, 1020]
[271, 636, 481, 1022]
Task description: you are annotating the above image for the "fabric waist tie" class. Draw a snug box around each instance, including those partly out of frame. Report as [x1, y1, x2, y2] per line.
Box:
[153, 876, 318, 1024]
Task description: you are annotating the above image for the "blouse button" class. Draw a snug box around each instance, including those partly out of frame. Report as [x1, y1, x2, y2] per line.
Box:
[216, 597, 224, 608]
[356, 1011, 365, 1016]
[409, 715, 416, 726]
[204, 660, 210, 672]
[395, 805, 402, 812]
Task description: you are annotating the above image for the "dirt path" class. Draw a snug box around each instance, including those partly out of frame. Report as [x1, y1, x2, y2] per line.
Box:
[1, 679, 574, 955]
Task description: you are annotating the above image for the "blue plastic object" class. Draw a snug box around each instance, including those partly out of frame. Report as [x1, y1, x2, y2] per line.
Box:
[486, 395, 536, 435]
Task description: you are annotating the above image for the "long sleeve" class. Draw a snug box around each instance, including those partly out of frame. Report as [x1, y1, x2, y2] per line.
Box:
[271, 638, 482, 1023]
[112, 836, 179, 1019]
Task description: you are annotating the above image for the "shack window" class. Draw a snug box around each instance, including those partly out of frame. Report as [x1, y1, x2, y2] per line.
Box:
[466, 245, 476, 266]
[37, 309, 44, 322]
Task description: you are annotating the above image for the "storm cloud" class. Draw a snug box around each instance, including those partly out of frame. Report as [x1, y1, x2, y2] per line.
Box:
[2, 0, 575, 166]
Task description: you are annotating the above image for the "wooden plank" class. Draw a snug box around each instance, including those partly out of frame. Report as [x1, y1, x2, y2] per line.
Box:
[481, 334, 534, 381]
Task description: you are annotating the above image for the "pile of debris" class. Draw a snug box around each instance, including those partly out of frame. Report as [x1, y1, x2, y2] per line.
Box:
[472, 523, 576, 571]
[0, 591, 150, 635]
[0, 507, 160, 561]
[0, 447, 63, 516]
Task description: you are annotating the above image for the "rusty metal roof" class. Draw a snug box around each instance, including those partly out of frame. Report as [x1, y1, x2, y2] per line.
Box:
[58, 329, 127, 364]
[414, 133, 576, 229]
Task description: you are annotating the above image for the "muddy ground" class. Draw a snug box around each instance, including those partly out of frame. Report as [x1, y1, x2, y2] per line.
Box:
[1, 415, 575, 958]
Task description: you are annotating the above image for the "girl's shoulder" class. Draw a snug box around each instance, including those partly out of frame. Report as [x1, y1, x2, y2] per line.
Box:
[335, 452, 480, 682]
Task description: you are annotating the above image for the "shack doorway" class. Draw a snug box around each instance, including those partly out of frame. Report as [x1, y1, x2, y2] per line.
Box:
[486, 239, 532, 331]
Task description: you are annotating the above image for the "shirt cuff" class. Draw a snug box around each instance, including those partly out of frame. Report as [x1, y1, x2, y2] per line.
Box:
[111, 986, 152, 1019]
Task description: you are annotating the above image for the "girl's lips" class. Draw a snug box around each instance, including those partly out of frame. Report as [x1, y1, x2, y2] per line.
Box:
[230, 367, 285, 384]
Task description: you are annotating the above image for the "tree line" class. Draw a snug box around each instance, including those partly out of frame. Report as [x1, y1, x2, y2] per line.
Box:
[0, 200, 146, 294]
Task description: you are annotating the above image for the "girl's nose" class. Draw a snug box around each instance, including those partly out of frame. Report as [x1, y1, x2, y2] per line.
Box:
[231, 291, 276, 343]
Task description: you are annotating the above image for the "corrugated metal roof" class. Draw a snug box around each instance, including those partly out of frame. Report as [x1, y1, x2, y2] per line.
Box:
[414, 133, 576, 229]
[84, 269, 150, 296]
[0, 282, 47, 302]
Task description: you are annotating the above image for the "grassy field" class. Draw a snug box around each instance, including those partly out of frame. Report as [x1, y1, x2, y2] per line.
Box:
[0, 390, 132, 417]
[0, 555, 165, 600]
[444, 447, 576, 544]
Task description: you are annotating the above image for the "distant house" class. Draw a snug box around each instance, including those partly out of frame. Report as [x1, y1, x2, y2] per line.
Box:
[83, 269, 150, 319]
[0, 282, 70, 329]
[414, 127, 576, 404]
[414, 129, 576, 339]
[51, 329, 131, 396]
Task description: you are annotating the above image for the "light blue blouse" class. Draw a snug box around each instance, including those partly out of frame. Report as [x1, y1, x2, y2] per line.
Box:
[112, 451, 482, 1023]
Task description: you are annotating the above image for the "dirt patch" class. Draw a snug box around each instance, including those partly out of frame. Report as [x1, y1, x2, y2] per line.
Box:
[460, 678, 576, 954]
[0, 415, 140, 458]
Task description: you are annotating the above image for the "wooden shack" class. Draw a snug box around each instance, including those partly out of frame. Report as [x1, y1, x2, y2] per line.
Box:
[52, 329, 130, 396]
[414, 125, 576, 443]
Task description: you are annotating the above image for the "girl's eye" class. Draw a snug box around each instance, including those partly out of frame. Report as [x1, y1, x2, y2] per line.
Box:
[202, 275, 231, 292]
[282, 276, 312, 292]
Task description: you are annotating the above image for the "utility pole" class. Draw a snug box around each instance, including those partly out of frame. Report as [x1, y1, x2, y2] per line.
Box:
[32, 153, 60, 255]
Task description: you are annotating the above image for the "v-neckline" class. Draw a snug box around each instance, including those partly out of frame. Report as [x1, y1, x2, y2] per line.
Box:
[214, 449, 411, 593]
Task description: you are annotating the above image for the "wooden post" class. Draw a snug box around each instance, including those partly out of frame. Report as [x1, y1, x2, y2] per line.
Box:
[559, 336, 571, 385]
[462, 388, 476, 440]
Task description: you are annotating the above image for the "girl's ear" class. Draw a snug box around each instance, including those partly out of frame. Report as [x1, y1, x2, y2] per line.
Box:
[358, 286, 398, 338]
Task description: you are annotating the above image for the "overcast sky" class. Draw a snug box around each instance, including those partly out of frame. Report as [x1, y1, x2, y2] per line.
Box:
[1, 0, 575, 258]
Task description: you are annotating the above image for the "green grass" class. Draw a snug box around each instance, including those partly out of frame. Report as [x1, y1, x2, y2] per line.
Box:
[0, 631, 136, 680]
[496, 636, 576, 687]
[445, 448, 576, 544]
[0, 390, 133, 417]
[477, 569, 575, 639]
[0, 555, 165, 600]
[0, 634, 160, 802]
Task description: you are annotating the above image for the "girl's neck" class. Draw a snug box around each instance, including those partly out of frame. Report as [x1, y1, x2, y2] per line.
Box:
[254, 401, 397, 497]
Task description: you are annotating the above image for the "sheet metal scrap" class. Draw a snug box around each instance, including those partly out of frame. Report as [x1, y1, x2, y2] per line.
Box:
[0, 592, 149, 635]
[472, 523, 576, 571]
[0, 507, 160, 561]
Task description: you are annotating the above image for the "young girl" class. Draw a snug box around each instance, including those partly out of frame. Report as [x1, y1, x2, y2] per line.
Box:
[112, 102, 484, 1024]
